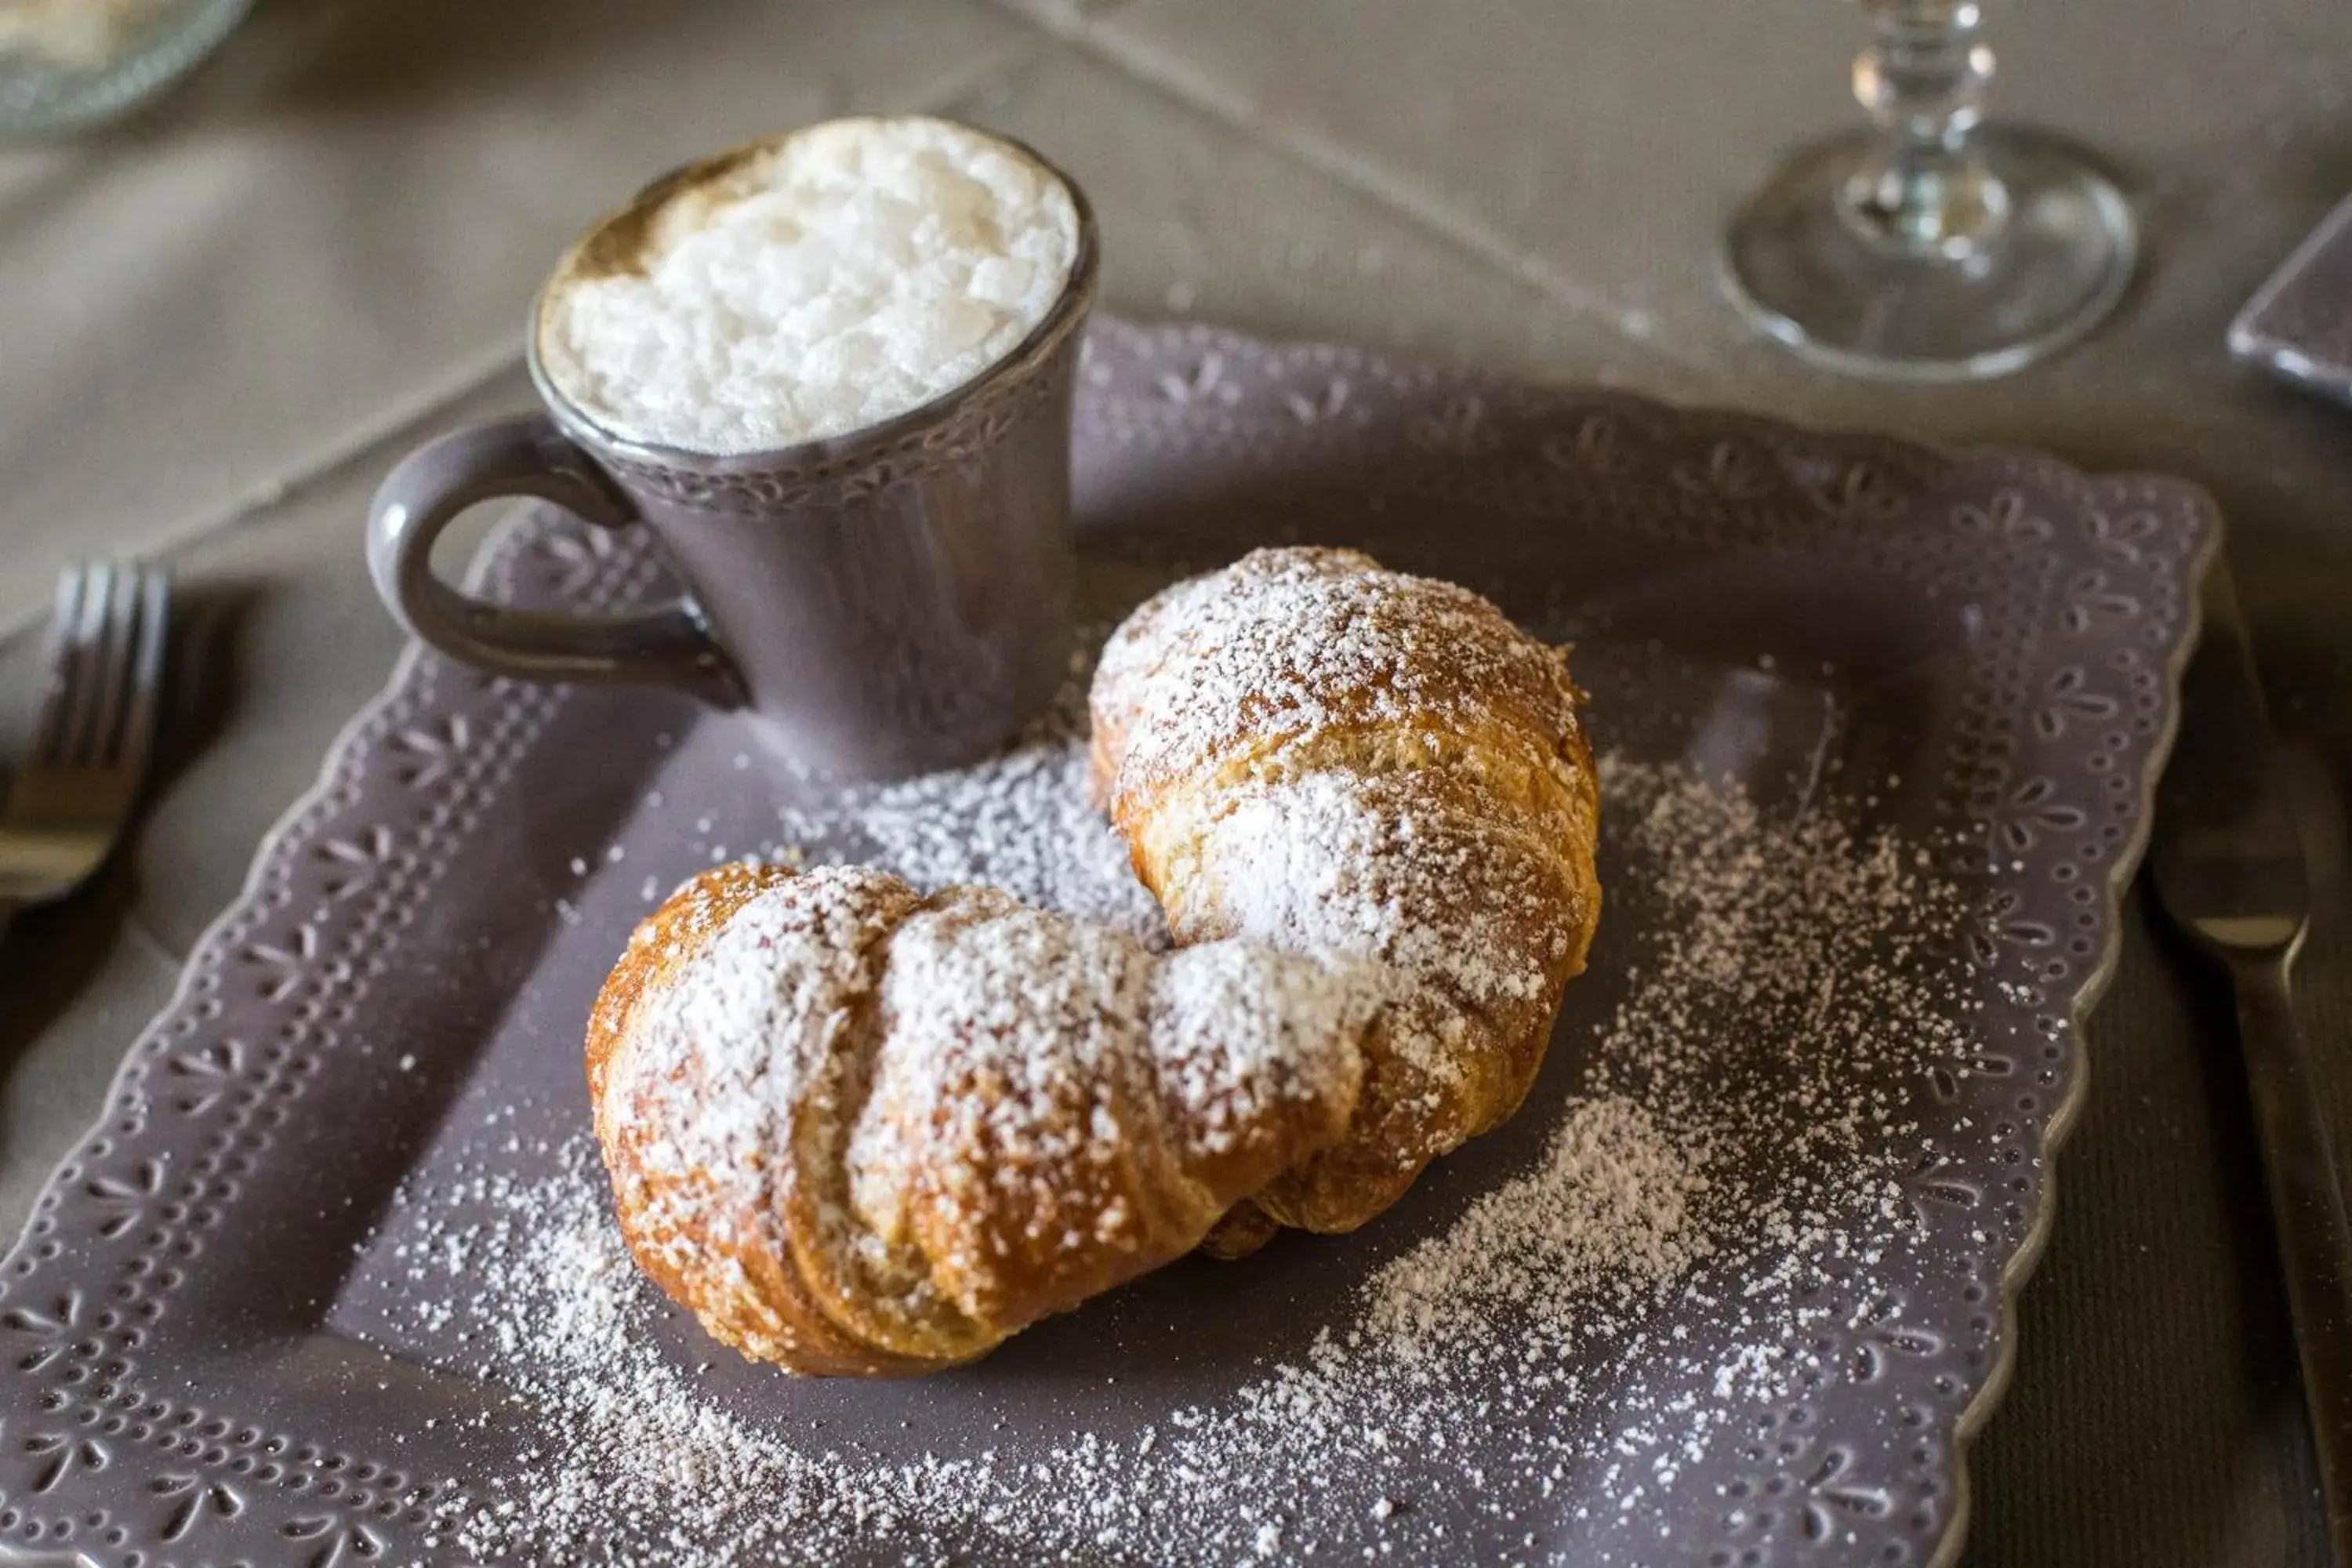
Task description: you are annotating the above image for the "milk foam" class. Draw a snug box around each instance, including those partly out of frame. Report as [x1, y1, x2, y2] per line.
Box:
[539, 118, 1080, 455]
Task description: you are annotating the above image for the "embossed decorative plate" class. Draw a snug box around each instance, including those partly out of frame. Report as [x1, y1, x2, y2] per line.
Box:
[0, 321, 2216, 1567]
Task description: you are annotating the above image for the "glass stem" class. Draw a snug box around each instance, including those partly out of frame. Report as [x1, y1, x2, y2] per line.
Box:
[1842, 0, 2009, 260]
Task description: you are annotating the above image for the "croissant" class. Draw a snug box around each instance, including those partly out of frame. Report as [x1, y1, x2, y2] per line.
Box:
[1090, 546, 1602, 1240]
[587, 859, 1377, 1375]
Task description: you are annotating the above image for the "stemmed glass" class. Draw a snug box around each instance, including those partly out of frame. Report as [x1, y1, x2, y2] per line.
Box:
[1721, 0, 2136, 382]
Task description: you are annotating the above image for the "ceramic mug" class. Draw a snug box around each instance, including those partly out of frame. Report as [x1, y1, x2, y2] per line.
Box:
[367, 136, 1097, 781]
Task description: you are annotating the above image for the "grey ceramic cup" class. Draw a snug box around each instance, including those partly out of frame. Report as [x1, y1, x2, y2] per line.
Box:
[368, 133, 1096, 781]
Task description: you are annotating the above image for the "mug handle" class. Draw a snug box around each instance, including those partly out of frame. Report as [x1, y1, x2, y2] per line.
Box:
[367, 415, 743, 706]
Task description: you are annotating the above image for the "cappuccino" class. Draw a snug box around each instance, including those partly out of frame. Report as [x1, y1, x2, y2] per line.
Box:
[538, 118, 1080, 455]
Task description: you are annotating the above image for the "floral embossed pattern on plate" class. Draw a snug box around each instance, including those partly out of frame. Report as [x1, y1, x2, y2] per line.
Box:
[0, 320, 2216, 1566]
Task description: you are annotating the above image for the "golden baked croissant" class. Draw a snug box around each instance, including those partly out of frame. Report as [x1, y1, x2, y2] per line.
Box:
[587, 860, 1377, 1375]
[1090, 546, 1602, 1240]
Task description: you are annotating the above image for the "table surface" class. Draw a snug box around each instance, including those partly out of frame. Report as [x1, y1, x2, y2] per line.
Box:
[5, 2, 2351, 1563]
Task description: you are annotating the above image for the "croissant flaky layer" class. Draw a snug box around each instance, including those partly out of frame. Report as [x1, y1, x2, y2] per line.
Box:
[588, 861, 1377, 1375]
[1091, 546, 1602, 1236]
[588, 546, 1599, 1374]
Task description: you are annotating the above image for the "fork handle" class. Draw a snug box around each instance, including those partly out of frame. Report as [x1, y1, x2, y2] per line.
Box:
[2232, 951, 2352, 1564]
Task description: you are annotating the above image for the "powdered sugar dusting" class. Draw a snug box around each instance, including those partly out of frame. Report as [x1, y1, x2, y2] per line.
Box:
[1150, 942, 1382, 1164]
[775, 646, 1167, 946]
[1092, 548, 1600, 1229]
[607, 865, 910, 1279]
[1183, 771, 1563, 1018]
[1359, 1096, 1699, 1358]
[1091, 548, 1582, 810]
[606, 859, 1373, 1368]
[848, 885, 1368, 1324]
[361, 725, 1996, 1564]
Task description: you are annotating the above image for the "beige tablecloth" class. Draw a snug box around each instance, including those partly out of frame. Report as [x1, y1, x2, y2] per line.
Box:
[5, 1, 2352, 1562]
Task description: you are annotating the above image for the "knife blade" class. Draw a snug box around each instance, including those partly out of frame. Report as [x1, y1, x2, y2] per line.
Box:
[2150, 561, 2352, 1565]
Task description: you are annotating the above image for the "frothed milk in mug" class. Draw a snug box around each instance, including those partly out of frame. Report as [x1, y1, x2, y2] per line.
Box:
[371, 116, 1096, 780]
[535, 117, 1083, 455]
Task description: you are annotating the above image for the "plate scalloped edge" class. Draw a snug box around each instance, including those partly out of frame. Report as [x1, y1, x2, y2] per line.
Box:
[1924, 495, 2220, 1568]
[1075, 317, 2223, 1567]
[0, 317, 2222, 1568]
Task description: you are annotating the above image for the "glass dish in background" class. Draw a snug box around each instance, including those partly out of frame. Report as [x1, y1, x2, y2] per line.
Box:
[0, 0, 250, 139]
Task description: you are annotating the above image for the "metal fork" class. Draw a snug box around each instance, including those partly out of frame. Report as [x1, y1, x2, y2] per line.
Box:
[0, 561, 170, 934]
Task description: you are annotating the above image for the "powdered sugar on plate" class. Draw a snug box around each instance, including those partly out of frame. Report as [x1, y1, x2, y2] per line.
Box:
[357, 649, 1994, 1563]
[771, 641, 1169, 947]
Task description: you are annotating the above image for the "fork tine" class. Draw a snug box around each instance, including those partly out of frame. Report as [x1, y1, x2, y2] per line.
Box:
[53, 558, 114, 768]
[85, 562, 140, 769]
[27, 563, 87, 765]
[114, 568, 169, 781]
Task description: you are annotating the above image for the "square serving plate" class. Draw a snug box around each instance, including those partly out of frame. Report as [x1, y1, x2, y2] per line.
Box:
[0, 321, 2216, 1567]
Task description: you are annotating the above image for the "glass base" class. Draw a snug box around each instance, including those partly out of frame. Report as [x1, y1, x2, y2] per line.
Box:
[0, 0, 251, 141]
[1722, 126, 2136, 383]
